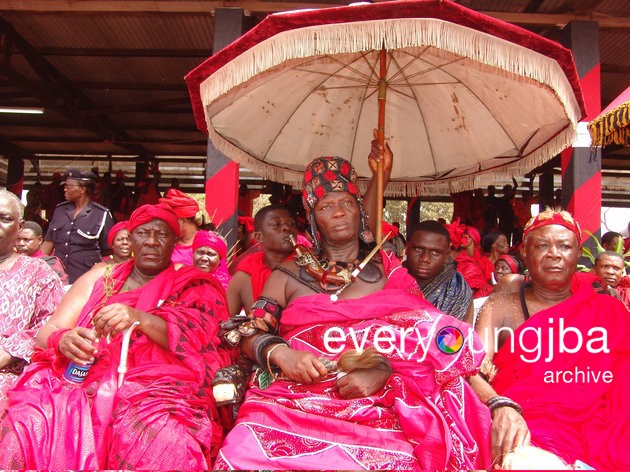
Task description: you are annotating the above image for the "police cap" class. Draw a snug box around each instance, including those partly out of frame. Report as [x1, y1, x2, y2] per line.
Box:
[63, 168, 97, 184]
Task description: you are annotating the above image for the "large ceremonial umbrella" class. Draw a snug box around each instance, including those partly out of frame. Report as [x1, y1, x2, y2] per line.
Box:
[186, 0, 585, 240]
[588, 85, 630, 147]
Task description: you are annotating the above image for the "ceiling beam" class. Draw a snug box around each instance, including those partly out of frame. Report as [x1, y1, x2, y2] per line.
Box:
[0, 17, 154, 159]
[37, 47, 210, 58]
[2, 1, 630, 29]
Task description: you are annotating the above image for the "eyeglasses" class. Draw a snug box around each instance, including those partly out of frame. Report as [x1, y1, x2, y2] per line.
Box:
[64, 184, 82, 188]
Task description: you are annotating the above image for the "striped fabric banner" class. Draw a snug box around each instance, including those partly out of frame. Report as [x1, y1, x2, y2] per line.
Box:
[560, 21, 601, 244]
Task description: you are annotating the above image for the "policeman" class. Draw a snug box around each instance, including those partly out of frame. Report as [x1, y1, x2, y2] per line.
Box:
[41, 169, 114, 284]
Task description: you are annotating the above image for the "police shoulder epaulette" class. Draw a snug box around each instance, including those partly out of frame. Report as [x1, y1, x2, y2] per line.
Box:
[92, 202, 111, 212]
[56, 201, 71, 208]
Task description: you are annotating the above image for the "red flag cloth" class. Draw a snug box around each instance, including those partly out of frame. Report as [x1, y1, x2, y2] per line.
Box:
[205, 161, 239, 226]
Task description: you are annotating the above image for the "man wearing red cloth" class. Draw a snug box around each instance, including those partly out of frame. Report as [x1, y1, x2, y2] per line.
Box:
[0, 203, 234, 470]
[226, 205, 297, 315]
[215, 155, 492, 471]
[472, 209, 630, 470]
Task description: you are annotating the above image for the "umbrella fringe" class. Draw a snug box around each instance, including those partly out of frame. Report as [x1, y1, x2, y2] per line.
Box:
[201, 18, 580, 129]
[210, 125, 576, 196]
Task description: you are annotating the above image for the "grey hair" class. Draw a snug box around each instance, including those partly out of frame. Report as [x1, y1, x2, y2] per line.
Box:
[0, 189, 25, 219]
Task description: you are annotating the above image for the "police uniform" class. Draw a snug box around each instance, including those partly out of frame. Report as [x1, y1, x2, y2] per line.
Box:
[45, 172, 114, 284]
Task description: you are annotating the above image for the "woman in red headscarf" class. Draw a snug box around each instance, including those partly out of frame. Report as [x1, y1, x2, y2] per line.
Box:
[447, 222, 494, 298]
[102, 220, 131, 264]
[192, 230, 231, 290]
[159, 188, 201, 265]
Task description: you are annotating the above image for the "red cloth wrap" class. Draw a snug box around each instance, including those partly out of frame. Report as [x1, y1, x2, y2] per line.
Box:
[496, 254, 519, 274]
[128, 203, 180, 237]
[193, 230, 227, 259]
[238, 216, 254, 234]
[159, 188, 199, 218]
[491, 274, 630, 470]
[107, 221, 129, 247]
[235, 251, 272, 301]
[523, 211, 582, 242]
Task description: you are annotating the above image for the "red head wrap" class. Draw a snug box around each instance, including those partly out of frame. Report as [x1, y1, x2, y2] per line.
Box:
[193, 230, 227, 260]
[496, 254, 519, 274]
[381, 221, 399, 240]
[238, 216, 255, 234]
[523, 209, 582, 243]
[444, 218, 466, 248]
[159, 188, 199, 218]
[107, 221, 130, 247]
[128, 203, 180, 237]
[466, 226, 481, 246]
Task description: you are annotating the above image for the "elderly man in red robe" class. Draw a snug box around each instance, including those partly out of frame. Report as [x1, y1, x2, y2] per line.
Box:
[471, 209, 630, 470]
[0, 203, 234, 470]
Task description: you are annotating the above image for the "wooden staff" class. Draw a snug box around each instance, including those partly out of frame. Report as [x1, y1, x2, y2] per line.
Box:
[376, 45, 387, 243]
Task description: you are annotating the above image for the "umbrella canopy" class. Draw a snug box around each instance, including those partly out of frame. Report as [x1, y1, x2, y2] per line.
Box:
[187, 0, 585, 195]
[588, 85, 630, 147]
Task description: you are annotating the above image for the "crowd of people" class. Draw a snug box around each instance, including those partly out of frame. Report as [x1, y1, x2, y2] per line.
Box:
[0, 136, 629, 470]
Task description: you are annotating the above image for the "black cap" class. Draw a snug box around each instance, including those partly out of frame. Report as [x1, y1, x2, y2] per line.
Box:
[63, 168, 97, 183]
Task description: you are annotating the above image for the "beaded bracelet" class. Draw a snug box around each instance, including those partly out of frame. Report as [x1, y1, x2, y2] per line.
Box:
[486, 395, 523, 415]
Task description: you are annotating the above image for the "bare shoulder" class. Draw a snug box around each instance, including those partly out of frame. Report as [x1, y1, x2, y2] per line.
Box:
[229, 270, 252, 287]
[493, 273, 525, 294]
[478, 290, 524, 331]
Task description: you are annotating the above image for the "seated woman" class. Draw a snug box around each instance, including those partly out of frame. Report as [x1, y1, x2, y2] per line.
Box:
[0, 203, 235, 470]
[192, 230, 231, 290]
[103, 220, 131, 264]
[215, 155, 492, 471]
[493, 253, 524, 284]
[450, 223, 494, 298]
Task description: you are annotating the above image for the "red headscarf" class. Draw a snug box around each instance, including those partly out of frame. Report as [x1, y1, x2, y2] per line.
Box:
[192, 230, 231, 289]
[107, 220, 130, 247]
[444, 218, 466, 248]
[523, 209, 582, 243]
[159, 188, 199, 218]
[129, 203, 180, 237]
[496, 254, 520, 274]
[193, 231, 227, 260]
[381, 221, 399, 240]
[466, 226, 481, 246]
[238, 216, 255, 234]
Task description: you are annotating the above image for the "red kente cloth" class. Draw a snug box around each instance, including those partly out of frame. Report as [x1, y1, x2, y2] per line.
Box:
[491, 275, 630, 470]
[234, 251, 271, 300]
[215, 251, 492, 471]
[0, 260, 235, 470]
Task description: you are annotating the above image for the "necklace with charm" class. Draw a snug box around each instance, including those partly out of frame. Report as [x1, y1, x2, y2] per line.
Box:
[292, 233, 391, 302]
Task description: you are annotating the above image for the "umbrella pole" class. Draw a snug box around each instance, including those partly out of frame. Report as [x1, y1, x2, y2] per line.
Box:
[375, 46, 387, 243]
